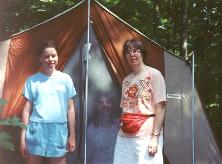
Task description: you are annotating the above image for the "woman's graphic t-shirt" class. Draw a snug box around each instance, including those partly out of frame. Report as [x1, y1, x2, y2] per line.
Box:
[120, 66, 166, 137]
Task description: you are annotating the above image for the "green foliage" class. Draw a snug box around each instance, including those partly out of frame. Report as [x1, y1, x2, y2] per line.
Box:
[0, 99, 7, 106]
[0, 132, 15, 151]
[0, 116, 26, 129]
[0, 99, 26, 151]
[0, 0, 77, 38]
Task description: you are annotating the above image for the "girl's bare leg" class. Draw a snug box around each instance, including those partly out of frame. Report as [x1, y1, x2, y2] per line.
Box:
[26, 155, 42, 164]
[48, 156, 66, 164]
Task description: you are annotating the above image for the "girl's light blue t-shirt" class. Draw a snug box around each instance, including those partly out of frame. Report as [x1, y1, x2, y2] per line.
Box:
[23, 71, 76, 123]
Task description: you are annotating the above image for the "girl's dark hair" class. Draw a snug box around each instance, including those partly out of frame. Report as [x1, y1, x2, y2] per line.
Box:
[36, 40, 56, 57]
[122, 39, 147, 62]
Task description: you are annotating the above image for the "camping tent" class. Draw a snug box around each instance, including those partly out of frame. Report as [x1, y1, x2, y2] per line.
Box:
[0, 0, 221, 163]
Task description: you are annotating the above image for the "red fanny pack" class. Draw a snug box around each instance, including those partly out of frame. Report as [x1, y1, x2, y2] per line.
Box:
[120, 113, 155, 134]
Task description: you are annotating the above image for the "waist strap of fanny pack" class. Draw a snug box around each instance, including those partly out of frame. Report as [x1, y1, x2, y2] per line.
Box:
[122, 113, 155, 118]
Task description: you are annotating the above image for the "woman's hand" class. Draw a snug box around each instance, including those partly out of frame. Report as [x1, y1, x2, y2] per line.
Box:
[147, 135, 159, 157]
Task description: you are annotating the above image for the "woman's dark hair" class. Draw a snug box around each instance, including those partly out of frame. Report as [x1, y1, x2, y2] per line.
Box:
[36, 40, 56, 57]
[122, 39, 147, 62]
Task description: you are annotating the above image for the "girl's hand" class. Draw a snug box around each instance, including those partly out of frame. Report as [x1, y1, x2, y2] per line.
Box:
[20, 142, 29, 158]
[67, 136, 75, 152]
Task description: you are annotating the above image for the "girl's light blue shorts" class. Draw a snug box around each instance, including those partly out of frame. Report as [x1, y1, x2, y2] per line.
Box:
[26, 121, 68, 157]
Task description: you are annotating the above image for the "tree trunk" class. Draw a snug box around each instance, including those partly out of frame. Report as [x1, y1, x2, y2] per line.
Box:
[218, 1, 222, 112]
[153, 0, 162, 38]
[180, 0, 188, 59]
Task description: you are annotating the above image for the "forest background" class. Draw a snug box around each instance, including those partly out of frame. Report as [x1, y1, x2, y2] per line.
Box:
[0, 0, 221, 151]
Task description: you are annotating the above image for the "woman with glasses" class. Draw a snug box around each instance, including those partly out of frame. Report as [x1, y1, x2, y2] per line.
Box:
[113, 39, 166, 164]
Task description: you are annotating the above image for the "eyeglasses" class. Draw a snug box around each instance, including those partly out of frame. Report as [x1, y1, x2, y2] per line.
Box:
[126, 49, 141, 55]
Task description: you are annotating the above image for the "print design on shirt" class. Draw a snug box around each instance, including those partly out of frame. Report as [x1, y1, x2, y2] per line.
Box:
[127, 84, 138, 98]
[121, 76, 152, 113]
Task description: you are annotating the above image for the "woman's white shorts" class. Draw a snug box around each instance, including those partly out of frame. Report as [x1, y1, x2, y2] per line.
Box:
[113, 135, 163, 164]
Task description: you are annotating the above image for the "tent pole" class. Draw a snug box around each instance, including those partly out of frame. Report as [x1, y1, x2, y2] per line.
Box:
[191, 52, 195, 164]
[84, 0, 91, 164]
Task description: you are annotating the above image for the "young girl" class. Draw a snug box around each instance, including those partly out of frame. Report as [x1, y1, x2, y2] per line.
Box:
[20, 41, 76, 164]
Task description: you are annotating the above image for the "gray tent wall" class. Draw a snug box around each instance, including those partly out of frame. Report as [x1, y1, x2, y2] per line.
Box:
[164, 51, 222, 164]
